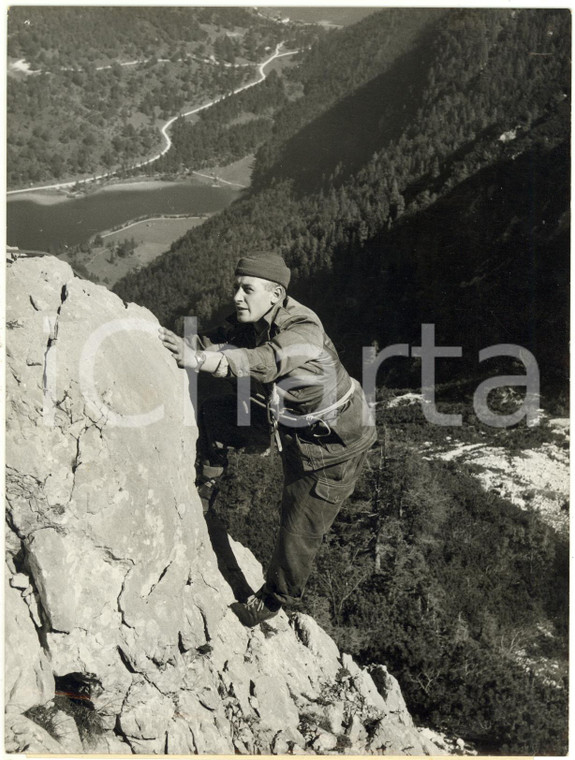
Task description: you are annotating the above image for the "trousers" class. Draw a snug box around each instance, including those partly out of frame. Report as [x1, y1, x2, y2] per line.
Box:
[197, 393, 367, 606]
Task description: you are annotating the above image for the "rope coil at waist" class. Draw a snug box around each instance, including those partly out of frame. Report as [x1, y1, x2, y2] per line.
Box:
[274, 378, 357, 426]
[251, 379, 358, 452]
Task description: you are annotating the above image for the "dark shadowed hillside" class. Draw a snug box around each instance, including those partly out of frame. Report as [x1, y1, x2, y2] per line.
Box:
[319, 136, 569, 398]
[252, 32, 438, 195]
[252, 8, 445, 191]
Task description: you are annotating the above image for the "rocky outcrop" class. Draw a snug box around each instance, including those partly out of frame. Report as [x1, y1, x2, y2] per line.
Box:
[5, 253, 446, 755]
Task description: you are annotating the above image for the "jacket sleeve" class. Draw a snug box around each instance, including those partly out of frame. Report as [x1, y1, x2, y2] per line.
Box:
[221, 316, 325, 382]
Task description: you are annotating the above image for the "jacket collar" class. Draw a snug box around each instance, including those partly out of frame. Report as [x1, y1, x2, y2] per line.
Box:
[225, 297, 290, 332]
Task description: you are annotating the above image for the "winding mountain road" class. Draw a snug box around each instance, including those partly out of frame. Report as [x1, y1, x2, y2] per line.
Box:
[7, 44, 297, 197]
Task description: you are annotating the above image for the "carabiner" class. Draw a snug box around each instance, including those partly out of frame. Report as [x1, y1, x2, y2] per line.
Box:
[311, 419, 332, 438]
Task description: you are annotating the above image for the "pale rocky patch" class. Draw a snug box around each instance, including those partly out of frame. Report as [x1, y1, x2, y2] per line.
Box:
[428, 438, 569, 533]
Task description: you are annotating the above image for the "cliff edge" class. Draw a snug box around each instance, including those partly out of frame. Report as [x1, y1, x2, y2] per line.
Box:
[5, 253, 446, 755]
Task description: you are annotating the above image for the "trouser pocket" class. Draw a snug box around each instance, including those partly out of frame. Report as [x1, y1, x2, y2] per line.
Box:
[313, 450, 367, 503]
[312, 477, 355, 504]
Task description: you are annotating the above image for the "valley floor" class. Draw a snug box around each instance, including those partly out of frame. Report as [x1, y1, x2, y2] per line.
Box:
[60, 215, 209, 288]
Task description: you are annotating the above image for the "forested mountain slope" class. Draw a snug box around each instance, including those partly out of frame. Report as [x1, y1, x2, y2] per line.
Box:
[115, 7, 569, 399]
[213, 376, 568, 755]
[253, 8, 567, 193]
[7, 6, 321, 187]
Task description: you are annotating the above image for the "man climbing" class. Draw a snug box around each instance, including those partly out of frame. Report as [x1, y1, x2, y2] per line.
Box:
[159, 253, 377, 626]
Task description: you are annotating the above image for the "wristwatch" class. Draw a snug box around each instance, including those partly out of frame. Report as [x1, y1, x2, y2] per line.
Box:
[194, 350, 207, 372]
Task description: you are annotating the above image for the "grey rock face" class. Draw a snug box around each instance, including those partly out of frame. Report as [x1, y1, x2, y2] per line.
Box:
[5, 255, 447, 755]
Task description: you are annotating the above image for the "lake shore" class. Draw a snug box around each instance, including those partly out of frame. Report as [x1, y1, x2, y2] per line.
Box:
[8, 174, 214, 206]
[98, 213, 211, 240]
[7, 190, 72, 206]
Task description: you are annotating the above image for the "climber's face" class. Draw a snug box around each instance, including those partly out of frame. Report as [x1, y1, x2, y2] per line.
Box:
[233, 276, 281, 323]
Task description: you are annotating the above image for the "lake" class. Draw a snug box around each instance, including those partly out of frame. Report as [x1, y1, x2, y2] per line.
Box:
[6, 180, 241, 251]
[275, 7, 376, 25]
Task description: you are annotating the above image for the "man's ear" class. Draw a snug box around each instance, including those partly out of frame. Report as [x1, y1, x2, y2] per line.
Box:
[271, 285, 283, 304]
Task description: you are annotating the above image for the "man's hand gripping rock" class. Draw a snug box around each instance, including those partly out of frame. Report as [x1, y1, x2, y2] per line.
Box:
[158, 327, 196, 369]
